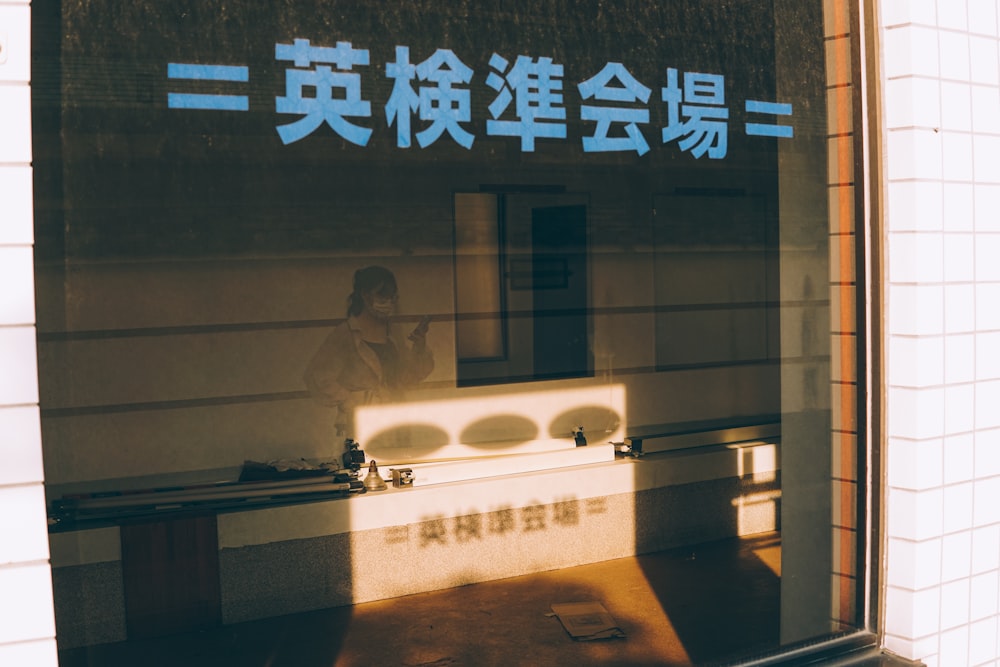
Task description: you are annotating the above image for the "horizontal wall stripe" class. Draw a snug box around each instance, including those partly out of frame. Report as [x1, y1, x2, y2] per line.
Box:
[34, 357, 816, 419]
[36, 318, 345, 342]
[40, 390, 311, 418]
[36, 301, 829, 342]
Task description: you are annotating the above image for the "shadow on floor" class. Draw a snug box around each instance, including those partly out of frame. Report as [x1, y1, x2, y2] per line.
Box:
[59, 533, 781, 667]
[641, 532, 782, 665]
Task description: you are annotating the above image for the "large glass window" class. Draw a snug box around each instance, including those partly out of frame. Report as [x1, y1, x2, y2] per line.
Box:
[35, 0, 872, 663]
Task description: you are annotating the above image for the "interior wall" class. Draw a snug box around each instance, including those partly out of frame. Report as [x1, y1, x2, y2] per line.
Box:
[36, 235, 781, 488]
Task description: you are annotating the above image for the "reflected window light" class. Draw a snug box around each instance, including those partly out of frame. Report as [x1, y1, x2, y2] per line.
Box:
[354, 383, 626, 464]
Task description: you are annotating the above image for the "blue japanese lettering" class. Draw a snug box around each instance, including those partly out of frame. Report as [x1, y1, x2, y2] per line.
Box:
[167, 63, 249, 111]
[384, 46, 421, 148]
[745, 100, 794, 138]
[415, 49, 475, 149]
[168, 37, 798, 159]
[274, 38, 372, 146]
[661, 68, 729, 159]
[486, 53, 567, 152]
[578, 63, 651, 155]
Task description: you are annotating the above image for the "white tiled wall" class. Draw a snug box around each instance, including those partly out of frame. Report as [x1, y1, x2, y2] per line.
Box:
[0, 1, 58, 665]
[882, 0, 1000, 664]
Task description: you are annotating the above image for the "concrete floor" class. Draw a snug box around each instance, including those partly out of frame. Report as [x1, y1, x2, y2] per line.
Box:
[58, 532, 899, 667]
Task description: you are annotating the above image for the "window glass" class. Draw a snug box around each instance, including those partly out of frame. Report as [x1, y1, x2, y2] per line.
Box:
[35, 0, 867, 662]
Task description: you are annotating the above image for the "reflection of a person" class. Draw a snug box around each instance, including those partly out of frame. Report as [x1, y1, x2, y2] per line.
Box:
[304, 266, 434, 437]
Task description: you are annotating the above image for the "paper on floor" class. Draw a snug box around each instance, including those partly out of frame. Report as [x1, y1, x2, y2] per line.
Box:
[549, 601, 626, 641]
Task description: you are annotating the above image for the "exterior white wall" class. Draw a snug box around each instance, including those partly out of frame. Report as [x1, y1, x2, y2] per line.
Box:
[881, 0, 1000, 664]
[0, 1, 58, 665]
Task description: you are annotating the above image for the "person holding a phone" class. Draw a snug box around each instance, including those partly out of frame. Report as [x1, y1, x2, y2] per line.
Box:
[304, 265, 434, 437]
